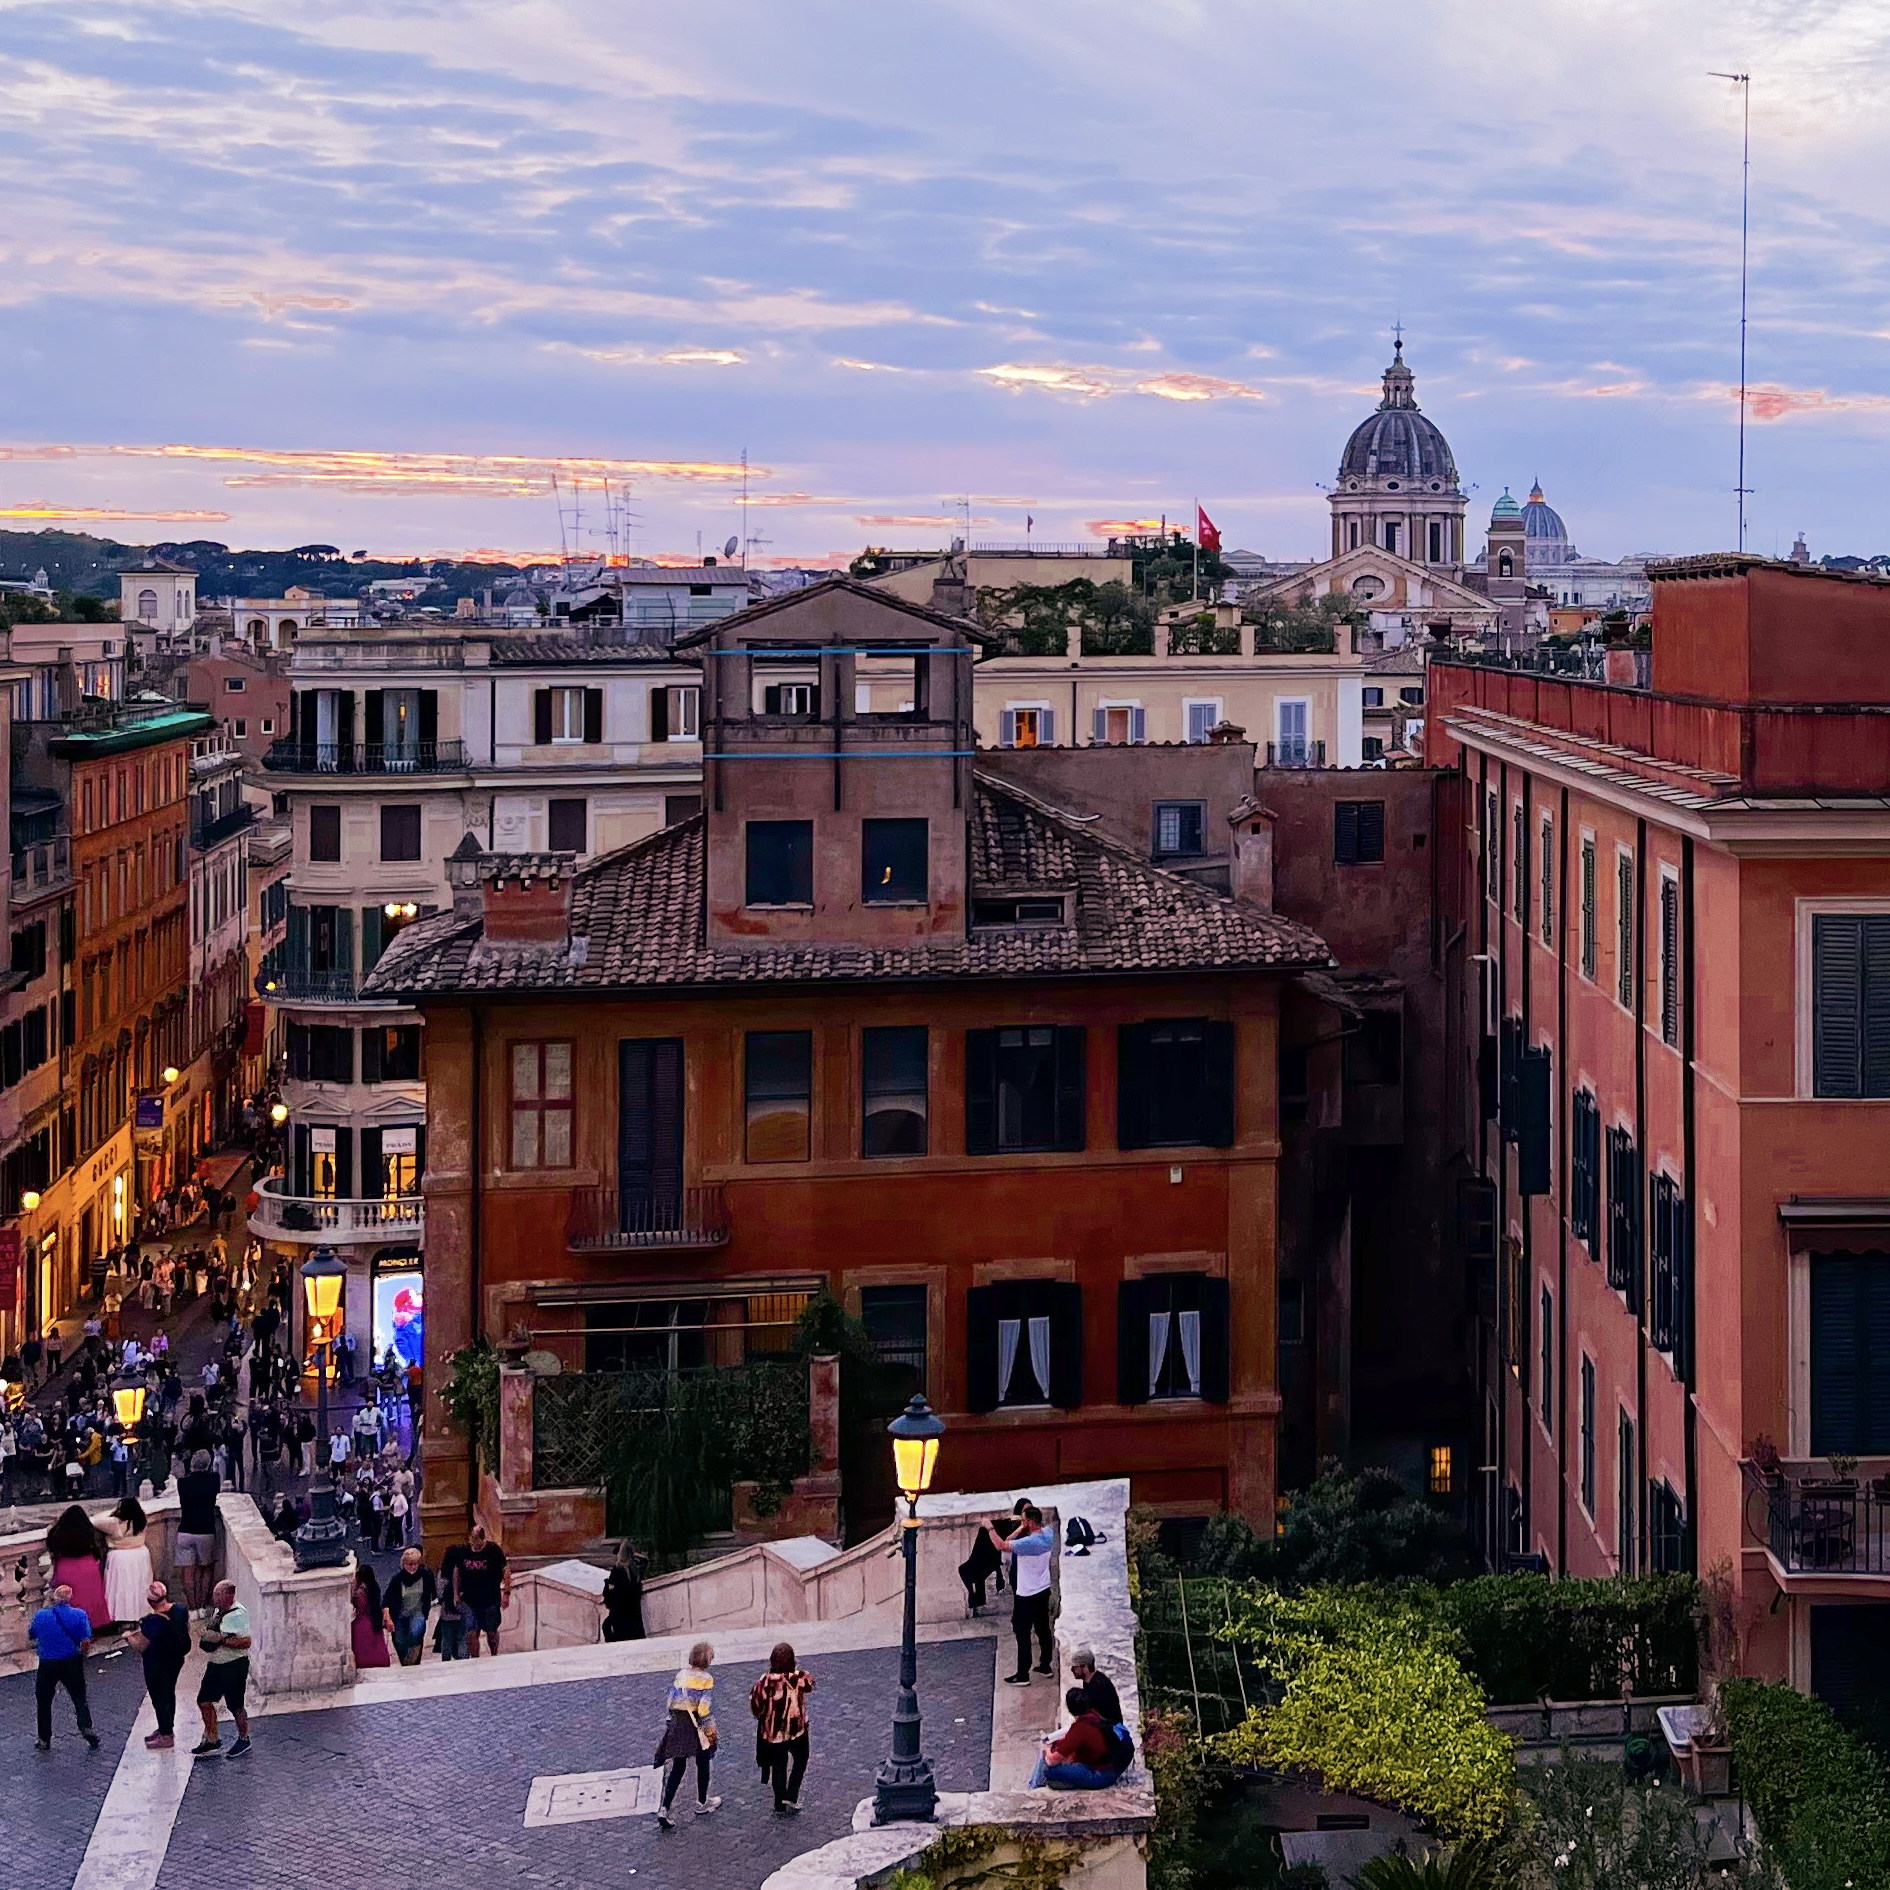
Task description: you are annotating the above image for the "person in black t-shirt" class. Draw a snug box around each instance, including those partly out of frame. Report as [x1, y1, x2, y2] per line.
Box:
[441, 1523, 511, 1657]
[127, 1580, 190, 1747]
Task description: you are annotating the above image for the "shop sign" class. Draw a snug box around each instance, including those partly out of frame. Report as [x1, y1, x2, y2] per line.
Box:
[383, 1127, 417, 1154]
[0, 1228, 19, 1312]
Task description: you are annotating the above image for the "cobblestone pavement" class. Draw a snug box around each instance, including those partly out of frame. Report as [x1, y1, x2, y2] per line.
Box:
[0, 1648, 147, 1885]
[155, 1639, 995, 1890]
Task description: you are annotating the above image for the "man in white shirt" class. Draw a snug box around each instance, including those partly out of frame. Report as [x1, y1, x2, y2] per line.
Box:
[989, 1503, 1056, 1685]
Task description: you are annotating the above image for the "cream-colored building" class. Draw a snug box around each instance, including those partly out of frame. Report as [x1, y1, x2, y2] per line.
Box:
[118, 557, 197, 636]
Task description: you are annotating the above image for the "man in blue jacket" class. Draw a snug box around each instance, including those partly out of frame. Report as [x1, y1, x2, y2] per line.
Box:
[30, 1583, 101, 1751]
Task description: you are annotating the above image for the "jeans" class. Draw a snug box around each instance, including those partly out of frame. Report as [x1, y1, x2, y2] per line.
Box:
[393, 1615, 427, 1666]
[145, 1661, 181, 1736]
[436, 1612, 466, 1661]
[762, 1733, 809, 1807]
[661, 1751, 712, 1811]
[1029, 1757, 1117, 1790]
[1011, 1590, 1053, 1677]
[36, 1658, 92, 1741]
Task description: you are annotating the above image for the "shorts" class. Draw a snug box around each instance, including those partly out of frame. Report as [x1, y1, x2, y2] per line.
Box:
[174, 1532, 216, 1567]
[197, 1659, 249, 1711]
[464, 1602, 502, 1635]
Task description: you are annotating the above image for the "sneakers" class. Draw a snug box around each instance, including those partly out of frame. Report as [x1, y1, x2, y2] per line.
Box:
[226, 1736, 252, 1759]
[1033, 1663, 1054, 1676]
[697, 1795, 722, 1816]
[191, 1740, 221, 1759]
[82, 1730, 101, 1750]
[144, 1734, 175, 1750]
[777, 1799, 802, 1816]
[1004, 1672, 1033, 1686]
[656, 1810, 675, 1831]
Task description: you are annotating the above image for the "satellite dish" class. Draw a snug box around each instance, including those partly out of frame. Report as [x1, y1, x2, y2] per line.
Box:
[723, 536, 740, 559]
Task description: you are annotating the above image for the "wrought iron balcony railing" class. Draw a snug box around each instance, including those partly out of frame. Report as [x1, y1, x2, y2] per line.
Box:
[566, 1184, 730, 1252]
[261, 739, 469, 774]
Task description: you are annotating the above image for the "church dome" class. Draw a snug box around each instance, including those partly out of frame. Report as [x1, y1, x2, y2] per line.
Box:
[1490, 489, 1522, 523]
[1521, 480, 1573, 560]
[1337, 341, 1460, 489]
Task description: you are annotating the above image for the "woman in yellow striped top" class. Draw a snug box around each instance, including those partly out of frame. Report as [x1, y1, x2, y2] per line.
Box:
[655, 1640, 720, 1828]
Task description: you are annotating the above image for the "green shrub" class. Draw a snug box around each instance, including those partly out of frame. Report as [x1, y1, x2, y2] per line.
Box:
[1271, 1465, 1473, 1587]
[1721, 1679, 1890, 1890]
[1351, 1846, 1504, 1890]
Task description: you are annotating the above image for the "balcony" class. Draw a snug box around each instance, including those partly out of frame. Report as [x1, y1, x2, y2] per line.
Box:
[248, 1176, 424, 1245]
[261, 739, 470, 774]
[191, 803, 257, 849]
[261, 967, 363, 1003]
[1265, 739, 1326, 768]
[1750, 1464, 1890, 1581]
[11, 835, 71, 897]
[566, 1185, 730, 1252]
[293, 642, 464, 671]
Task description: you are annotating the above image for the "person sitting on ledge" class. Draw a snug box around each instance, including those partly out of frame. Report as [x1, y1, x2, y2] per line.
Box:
[1029, 1688, 1128, 1790]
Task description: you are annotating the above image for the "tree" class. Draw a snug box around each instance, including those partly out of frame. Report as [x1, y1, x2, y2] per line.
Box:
[1271, 1463, 1473, 1586]
[1242, 590, 1366, 654]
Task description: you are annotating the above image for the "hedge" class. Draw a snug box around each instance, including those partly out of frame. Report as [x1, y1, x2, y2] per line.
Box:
[1426, 1573, 1698, 1704]
[1721, 1679, 1890, 1890]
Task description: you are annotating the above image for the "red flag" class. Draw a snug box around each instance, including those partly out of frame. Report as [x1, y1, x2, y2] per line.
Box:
[1196, 505, 1222, 554]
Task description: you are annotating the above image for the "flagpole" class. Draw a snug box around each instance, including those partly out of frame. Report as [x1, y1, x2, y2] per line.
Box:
[1192, 499, 1199, 603]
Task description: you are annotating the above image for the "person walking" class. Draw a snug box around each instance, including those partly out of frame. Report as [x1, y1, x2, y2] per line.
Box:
[350, 1564, 391, 1669]
[994, 1504, 1056, 1685]
[174, 1450, 222, 1612]
[385, 1548, 436, 1666]
[127, 1579, 190, 1749]
[440, 1523, 509, 1658]
[654, 1641, 720, 1829]
[193, 1580, 253, 1758]
[29, 1582, 101, 1751]
[749, 1642, 816, 1814]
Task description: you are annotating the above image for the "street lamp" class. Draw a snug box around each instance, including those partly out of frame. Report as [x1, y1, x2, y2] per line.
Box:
[270, 1102, 289, 1126]
[292, 1247, 350, 1570]
[112, 1370, 149, 1491]
[21, 1190, 39, 1212]
[874, 1393, 946, 1824]
[162, 1065, 181, 1086]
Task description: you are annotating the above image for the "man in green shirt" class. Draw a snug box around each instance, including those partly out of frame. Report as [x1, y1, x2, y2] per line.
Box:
[193, 1580, 254, 1759]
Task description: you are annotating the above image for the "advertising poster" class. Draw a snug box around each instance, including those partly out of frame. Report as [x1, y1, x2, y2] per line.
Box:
[373, 1268, 424, 1369]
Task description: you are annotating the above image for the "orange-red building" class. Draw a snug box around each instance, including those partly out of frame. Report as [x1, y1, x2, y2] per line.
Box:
[1430, 554, 1890, 1711]
[368, 582, 1332, 1560]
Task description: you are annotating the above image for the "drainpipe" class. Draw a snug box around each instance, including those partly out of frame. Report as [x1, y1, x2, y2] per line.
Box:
[1557, 785, 1571, 1574]
[468, 1001, 484, 1528]
[1634, 818, 1650, 1571]
[1517, 770, 1532, 1546]
[1681, 837, 1699, 1571]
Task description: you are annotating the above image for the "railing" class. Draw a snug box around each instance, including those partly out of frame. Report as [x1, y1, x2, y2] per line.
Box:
[1446, 643, 1650, 688]
[191, 803, 256, 849]
[10, 836, 71, 895]
[248, 1176, 424, 1241]
[1758, 1470, 1890, 1576]
[261, 739, 469, 774]
[293, 643, 464, 671]
[262, 967, 360, 1002]
[1265, 739, 1326, 768]
[566, 1184, 729, 1251]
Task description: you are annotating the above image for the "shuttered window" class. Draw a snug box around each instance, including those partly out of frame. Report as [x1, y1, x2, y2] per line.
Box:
[1616, 851, 1635, 1008]
[966, 1281, 1083, 1410]
[1810, 1252, 1890, 1454]
[1811, 914, 1890, 1098]
[1648, 1172, 1688, 1362]
[1117, 1019, 1236, 1149]
[1579, 1355, 1596, 1515]
[1517, 1046, 1552, 1196]
[1606, 1127, 1643, 1307]
[1116, 1274, 1230, 1404]
[1569, 1088, 1600, 1246]
[1580, 839, 1597, 979]
[1659, 875, 1681, 1047]
[1334, 800, 1385, 865]
[1617, 1409, 1637, 1575]
[619, 1037, 684, 1217]
[966, 1026, 1086, 1154]
[1539, 814, 1555, 946]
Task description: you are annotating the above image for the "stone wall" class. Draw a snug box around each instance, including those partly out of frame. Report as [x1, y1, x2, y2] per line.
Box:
[215, 1492, 353, 1698]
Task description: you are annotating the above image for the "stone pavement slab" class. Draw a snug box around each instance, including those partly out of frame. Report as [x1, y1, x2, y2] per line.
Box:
[154, 1639, 994, 1890]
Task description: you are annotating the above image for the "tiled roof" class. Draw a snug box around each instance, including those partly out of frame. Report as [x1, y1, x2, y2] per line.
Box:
[486, 637, 694, 666]
[364, 771, 1330, 1000]
[673, 575, 992, 648]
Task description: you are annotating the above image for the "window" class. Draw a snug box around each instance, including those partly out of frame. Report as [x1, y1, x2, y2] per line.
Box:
[1810, 1253, 1890, 1453]
[1000, 706, 1054, 748]
[1810, 914, 1890, 1098]
[649, 685, 700, 742]
[361, 1024, 421, 1084]
[233, 719, 247, 739]
[536, 685, 599, 744]
[287, 1023, 353, 1084]
[862, 1025, 928, 1157]
[1649, 1480, 1686, 1573]
[1362, 686, 1384, 708]
[509, 1041, 573, 1168]
[665, 794, 703, 827]
[1539, 814, 1554, 946]
[966, 1279, 1082, 1410]
[1278, 1278, 1305, 1345]
[859, 1284, 927, 1389]
[1361, 736, 1385, 762]
[1616, 850, 1635, 1008]
[10, 921, 46, 982]
[261, 719, 275, 736]
[1428, 521, 1443, 563]
[365, 1124, 422, 1198]
[225, 677, 245, 693]
[1648, 1172, 1688, 1360]
[1345, 1008, 1402, 1086]
[762, 680, 817, 716]
[1277, 698, 1312, 765]
[1606, 1127, 1643, 1306]
[1569, 1088, 1600, 1246]
[1184, 700, 1222, 744]
[1400, 685, 1424, 706]
[1118, 1273, 1229, 1402]
[380, 804, 422, 863]
[1484, 791, 1499, 901]
[1579, 1355, 1596, 1515]
[309, 805, 341, 862]
[1428, 1444, 1453, 1496]
[862, 818, 927, 904]
[1153, 801, 1205, 858]
[972, 896, 1065, 927]
[1659, 873, 1680, 1046]
[1335, 800, 1385, 865]
[1383, 521, 1399, 554]
[745, 820, 813, 906]
[548, 798, 587, 854]
[745, 1030, 812, 1162]
[1118, 1019, 1235, 1148]
[1539, 1285, 1554, 1433]
[1512, 802, 1527, 919]
[1092, 703, 1146, 746]
[137, 588, 158, 622]
[965, 1025, 1086, 1154]
[1580, 839, 1597, 978]
[1617, 1410, 1637, 1574]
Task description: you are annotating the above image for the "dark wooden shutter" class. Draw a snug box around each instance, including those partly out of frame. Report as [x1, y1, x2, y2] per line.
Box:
[1359, 800, 1386, 863]
[964, 1030, 997, 1155]
[334, 907, 353, 975]
[360, 1024, 382, 1084]
[1053, 1025, 1087, 1151]
[1117, 1280, 1152, 1404]
[966, 1285, 1000, 1413]
[1335, 802, 1360, 865]
[287, 1023, 308, 1082]
[534, 689, 553, 744]
[287, 903, 308, 971]
[1814, 916, 1863, 1097]
[1201, 1021, 1236, 1147]
[1865, 918, 1890, 1098]
[419, 690, 438, 747]
[650, 686, 669, 742]
[360, 1126, 383, 1199]
[292, 1123, 310, 1197]
[334, 1127, 353, 1200]
[1812, 1254, 1890, 1455]
[360, 904, 384, 974]
[288, 690, 301, 742]
[1518, 1047, 1552, 1195]
[1197, 1275, 1231, 1403]
[363, 689, 384, 749]
[1047, 1281, 1083, 1407]
[1116, 1024, 1149, 1150]
[1660, 877, 1680, 1045]
[619, 1037, 685, 1217]
[336, 689, 355, 764]
[584, 688, 604, 744]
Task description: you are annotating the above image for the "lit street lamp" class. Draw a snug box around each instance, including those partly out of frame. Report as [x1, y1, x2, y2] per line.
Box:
[293, 1247, 350, 1570]
[270, 1102, 289, 1126]
[112, 1370, 149, 1492]
[874, 1393, 946, 1824]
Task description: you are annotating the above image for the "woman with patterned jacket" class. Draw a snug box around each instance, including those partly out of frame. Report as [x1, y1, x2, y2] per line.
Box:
[654, 1640, 720, 1829]
[749, 1642, 817, 1814]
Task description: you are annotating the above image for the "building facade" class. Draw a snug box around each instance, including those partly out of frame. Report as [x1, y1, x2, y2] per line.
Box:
[363, 580, 1331, 1561]
[1469, 482, 1653, 615]
[1430, 555, 1890, 1713]
[181, 732, 254, 1164]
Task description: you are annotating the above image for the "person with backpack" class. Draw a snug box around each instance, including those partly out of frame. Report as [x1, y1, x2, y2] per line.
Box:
[127, 1579, 191, 1749]
[1030, 1687, 1131, 1789]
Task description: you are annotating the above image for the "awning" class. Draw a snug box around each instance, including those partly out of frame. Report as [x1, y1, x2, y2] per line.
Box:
[1778, 1196, 1890, 1255]
[196, 1150, 252, 1194]
[532, 1274, 822, 1308]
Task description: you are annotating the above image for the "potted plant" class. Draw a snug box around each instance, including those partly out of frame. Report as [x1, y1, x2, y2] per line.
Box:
[1746, 1433, 1783, 1486]
[1803, 1452, 1859, 1494]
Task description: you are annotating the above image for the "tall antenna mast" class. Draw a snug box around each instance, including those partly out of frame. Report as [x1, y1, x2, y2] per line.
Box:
[740, 447, 750, 568]
[1710, 70, 1752, 550]
[551, 472, 571, 561]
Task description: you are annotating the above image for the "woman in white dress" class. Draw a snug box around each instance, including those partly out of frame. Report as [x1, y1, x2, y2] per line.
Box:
[103, 1496, 154, 1628]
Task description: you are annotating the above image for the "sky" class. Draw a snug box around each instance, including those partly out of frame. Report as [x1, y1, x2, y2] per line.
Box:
[2, 0, 1889, 569]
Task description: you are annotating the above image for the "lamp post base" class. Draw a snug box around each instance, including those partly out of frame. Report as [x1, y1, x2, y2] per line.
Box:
[292, 1475, 351, 1570]
[872, 1754, 938, 1825]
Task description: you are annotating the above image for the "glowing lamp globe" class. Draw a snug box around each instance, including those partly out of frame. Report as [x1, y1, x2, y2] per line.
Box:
[21, 1190, 40, 1212]
[301, 1246, 346, 1324]
[112, 1377, 147, 1427]
[270, 1102, 289, 1126]
[886, 1393, 945, 1501]
[162, 1065, 181, 1085]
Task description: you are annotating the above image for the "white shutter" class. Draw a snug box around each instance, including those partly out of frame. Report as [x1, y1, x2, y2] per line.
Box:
[1130, 706, 1146, 743]
[1093, 706, 1108, 743]
[1000, 710, 1016, 747]
[1039, 708, 1055, 746]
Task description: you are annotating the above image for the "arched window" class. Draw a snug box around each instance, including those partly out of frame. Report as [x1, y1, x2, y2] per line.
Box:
[1498, 552, 1514, 579]
[137, 589, 158, 622]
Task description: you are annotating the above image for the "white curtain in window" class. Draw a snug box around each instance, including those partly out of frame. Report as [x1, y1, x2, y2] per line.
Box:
[1026, 1315, 1051, 1401]
[1177, 1309, 1202, 1396]
[1147, 1310, 1172, 1396]
[997, 1318, 1020, 1401]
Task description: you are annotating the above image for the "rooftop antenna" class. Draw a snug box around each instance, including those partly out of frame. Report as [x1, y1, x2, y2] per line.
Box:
[551, 472, 571, 562]
[1710, 70, 1752, 551]
[740, 448, 750, 568]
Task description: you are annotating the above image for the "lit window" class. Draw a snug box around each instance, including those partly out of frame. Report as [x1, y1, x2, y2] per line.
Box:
[1428, 1445, 1453, 1496]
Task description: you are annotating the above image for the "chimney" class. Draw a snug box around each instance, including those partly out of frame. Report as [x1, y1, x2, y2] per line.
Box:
[1228, 798, 1276, 911]
[481, 854, 574, 943]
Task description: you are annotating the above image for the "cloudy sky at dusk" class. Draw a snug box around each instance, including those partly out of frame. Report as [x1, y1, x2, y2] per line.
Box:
[2, 0, 1888, 567]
